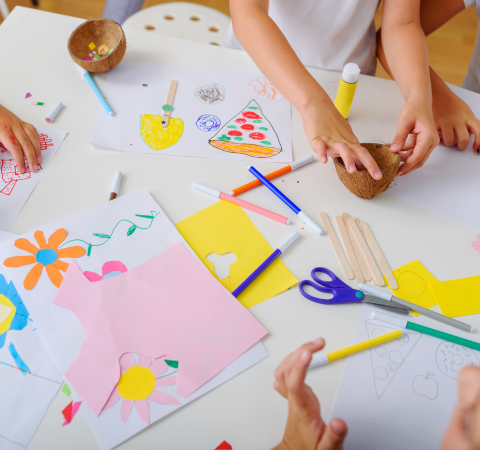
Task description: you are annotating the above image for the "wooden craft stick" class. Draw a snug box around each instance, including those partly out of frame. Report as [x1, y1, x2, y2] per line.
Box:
[161, 80, 178, 128]
[319, 212, 354, 280]
[347, 218, 385, 286]
[342, 213, 371, 281]
[360, 221, 398, 289]
[335, 215, 364, 283]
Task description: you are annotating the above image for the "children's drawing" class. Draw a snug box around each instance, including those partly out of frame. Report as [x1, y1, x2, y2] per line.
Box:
[365, 320, 422, 398]
[140, 114, 184, 151]
[249, 77, 284, 102]
[0, 275, 29, 348]
[196, 114, 221, 132]
[208, 100, 283, 158]
[435, 341, 480, 379]
[1, 159, 41, 196]
[59, 211, 160, 257]
[103, 353, 180, 425]
[3, 229, 86, 290]
[472, 236, 480, 257]
[412, 372, 439, 400]
[194, 83, 226, 105]
[84, 261, 128, 282]
[1, 133, 54, 154]
[206, 253, 237, 279]
[8, 342, 30, 376]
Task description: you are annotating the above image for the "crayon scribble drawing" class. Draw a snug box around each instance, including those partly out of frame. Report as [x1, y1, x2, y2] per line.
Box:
[208, 100, 283, 158]
[140, 114, 184, 151]
[196, 114, 221, 132]
[195, 83, 226, 105]
[249, 77, 284, 102]
[1, 160, 41, 195]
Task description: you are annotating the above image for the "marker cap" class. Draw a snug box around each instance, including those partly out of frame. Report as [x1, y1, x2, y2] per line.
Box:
[371, 310, 408, 329]
[290, 155, 314, 171]
[45, 102, 63, 123]
[278, 231, 300, 253]
[358, 283, 392, 301]
[298, 211, 324, 235]
[308, 354, 329, 369]
[193, 182, 221, 199]
[111, 171, 122, 194]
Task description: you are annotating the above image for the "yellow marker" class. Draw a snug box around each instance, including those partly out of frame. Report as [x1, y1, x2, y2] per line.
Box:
[308, 330, 402, 368]
[334, 63, 361, 119]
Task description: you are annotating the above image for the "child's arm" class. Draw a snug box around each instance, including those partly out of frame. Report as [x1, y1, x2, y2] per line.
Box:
[272, 338, 347, 450]
[381, 0, 440, 176]
[378, 0, 480, 155]
[230, 0, 383, 180]
[0, 104, 41, 173]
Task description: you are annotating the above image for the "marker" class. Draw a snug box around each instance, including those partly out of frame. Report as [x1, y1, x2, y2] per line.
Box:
[358, 283, 474, 333]
[78, 66, 113, 116]
[232, 231, 299, 298]
[308, 330, 402, 368]
[109, 171, 122, 201]
[371, 311, 480, 351]
[230, 156, 314, 196]
[193, 182, 290, 225]
[45, 102, 63, 123]
[248, 166, 324, 235]
[334, 63, 360, 119]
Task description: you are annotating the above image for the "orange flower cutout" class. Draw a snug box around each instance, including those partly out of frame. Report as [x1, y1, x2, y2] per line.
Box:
[3, 228, 85, 290]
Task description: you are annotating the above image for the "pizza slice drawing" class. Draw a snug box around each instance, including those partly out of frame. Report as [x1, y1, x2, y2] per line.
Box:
[365, 320, 422, 399]
[208, 100, 282, 158]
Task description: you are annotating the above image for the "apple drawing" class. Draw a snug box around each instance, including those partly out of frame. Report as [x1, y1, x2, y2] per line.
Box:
[413, 372, 439, 400]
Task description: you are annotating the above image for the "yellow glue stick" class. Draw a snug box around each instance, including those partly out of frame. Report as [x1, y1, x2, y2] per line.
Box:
[334, 63, 361, 119]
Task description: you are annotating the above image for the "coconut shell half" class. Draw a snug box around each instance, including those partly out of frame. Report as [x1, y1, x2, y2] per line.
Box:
[334, 143, 400, 199]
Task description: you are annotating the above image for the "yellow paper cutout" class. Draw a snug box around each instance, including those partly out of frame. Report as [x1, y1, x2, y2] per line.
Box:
[118, 366, 155, 401]
[0, 295, 15, 335]
[429, 275, 480, 318]
[140, 115, 184, 150]
[384, 260, 438, 316]
[176, 201, 298, 308]
[88, 42, 96, 51]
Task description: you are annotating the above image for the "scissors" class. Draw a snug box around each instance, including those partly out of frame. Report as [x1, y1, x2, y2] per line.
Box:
[299, 267, 410, 314]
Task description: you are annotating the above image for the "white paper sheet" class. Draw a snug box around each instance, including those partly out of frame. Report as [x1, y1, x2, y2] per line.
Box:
[0, 230, 63, 450]
[387, 84, 480, 230]
[90, 62, 292, 163]
[0, 189, 268, 449]
[0, 127, 67, 231]
[329, 304, 480, 449]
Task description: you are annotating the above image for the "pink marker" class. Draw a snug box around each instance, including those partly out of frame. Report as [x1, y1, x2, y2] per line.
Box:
[193, 182, 290, 225]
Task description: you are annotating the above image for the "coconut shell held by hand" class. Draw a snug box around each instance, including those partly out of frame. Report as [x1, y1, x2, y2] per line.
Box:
[68, 18, 126, 73]
[334, 143, 400, 199]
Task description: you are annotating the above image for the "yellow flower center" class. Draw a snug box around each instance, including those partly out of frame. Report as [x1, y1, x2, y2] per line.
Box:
[117, 366, 155, 401]
[0, 294, 15, 336]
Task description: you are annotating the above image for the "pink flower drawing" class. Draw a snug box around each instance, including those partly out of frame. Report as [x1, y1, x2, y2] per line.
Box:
[83, 261, 127, 282]
[102, 353, 181, 424]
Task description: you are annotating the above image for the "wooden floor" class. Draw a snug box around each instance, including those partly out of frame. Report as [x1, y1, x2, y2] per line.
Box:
[1, 0, 477, 87]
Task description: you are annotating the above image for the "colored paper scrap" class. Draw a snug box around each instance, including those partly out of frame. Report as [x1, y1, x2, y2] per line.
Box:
[98, 44, 109, 54]
[61, 383, 71, 397]
[62, 401, 72, 422]
[52, 242, 267, 417]
[215, 441, 232, 450]
[384, 260, 438, 316]
[25, 93, 31, 99]
[429, 275, 480, 317]
[83, 57, 93, 61]
[88, 42, 95, 50]
[177, 201, 298, 308]
[472, 236, 480, 257]
[8, 342, 30, 376]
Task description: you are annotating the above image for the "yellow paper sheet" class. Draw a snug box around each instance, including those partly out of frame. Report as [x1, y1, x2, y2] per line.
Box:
[176, 201, 298, 308]
[429, 275, 480, 317]
[384, 260, 438, 316]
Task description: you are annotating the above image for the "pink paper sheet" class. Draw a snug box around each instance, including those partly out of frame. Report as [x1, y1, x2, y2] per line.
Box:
[53, 242, 267, 417]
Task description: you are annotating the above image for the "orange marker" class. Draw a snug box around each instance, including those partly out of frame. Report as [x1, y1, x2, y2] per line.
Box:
[230, 156, 314, 196]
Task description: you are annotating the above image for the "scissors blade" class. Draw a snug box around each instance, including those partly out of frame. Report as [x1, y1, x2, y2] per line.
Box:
[362, 295, 410, 315]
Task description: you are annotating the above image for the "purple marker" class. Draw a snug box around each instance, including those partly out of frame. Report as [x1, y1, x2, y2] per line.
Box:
[232, 231, 299, 298]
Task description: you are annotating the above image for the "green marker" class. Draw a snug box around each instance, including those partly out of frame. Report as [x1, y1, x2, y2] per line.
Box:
[372, 311, 480, 351]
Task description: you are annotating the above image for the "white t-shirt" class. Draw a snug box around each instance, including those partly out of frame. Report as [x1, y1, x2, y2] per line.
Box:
[463, 0, 480, 93]
[223, 0, 379, 76]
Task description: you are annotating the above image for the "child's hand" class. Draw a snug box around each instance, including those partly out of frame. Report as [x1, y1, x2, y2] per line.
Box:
[432, 86, 480, 154]
[0, 104, 41, 173]
[302, 101, 383, 180]
[389, 99, 440, 176]
[272, 339, 348, 450]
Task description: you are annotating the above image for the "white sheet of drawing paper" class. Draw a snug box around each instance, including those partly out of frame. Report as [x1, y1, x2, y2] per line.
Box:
[0, 128, 67, 231]
[0, 189, 268, 450]
[387, 84, 480, 230]
[329, 304, 480, 450]
[0, 230, 63, 450]
[90, 62, 292, 163]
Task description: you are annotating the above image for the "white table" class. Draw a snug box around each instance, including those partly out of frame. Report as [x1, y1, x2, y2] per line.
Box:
[1, 7, 479, 450]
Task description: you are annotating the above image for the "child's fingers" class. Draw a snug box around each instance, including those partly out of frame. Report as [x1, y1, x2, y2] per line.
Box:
[468, 119, 480, 154]
[454, 125, 470, 151]
[402, 134, 417, 151]
[23, 123, 42, 164]
[398, 142, 436, 176]
[389, 121, 412, 152]
[311, 139, 328, 163]
[440, 126, 455, 148]
[284, 350, 313, 408]
[273, 379, 287, 398]
[317, 419, 348, 450]
[335, 143, 356, 174]
[351, 144, 381, 180]
[0, 129, 26, 173]
[12, 125, 38, 173]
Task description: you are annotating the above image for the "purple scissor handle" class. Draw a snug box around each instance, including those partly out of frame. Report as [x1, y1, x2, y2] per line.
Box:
[299, 267, 365, 304]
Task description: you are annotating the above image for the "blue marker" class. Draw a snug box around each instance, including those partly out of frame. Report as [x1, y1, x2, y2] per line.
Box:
[248, 166, 324, 235]
[78, 67, 114, 116]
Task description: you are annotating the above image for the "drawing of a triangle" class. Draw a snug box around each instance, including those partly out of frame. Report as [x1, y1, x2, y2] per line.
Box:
[365, 320, 422, 399]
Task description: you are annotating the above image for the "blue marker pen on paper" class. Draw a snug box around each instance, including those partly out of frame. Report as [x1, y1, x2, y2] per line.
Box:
[78, 66, 114, 116]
